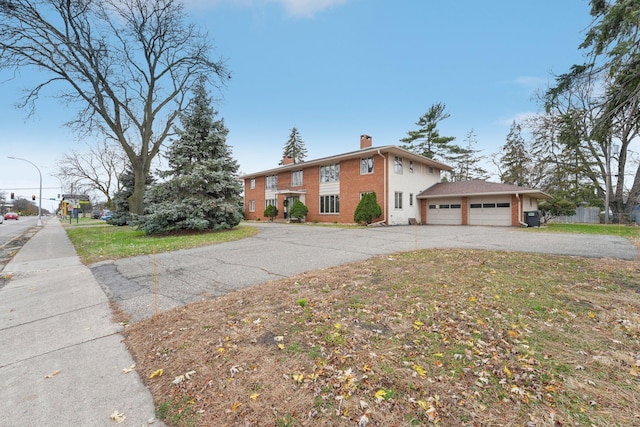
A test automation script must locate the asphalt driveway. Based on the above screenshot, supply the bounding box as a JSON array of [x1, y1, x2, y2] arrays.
[[91, 223, 638, 322]]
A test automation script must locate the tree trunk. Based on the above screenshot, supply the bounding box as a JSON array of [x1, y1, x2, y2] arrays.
[[128, 162, 148, 216]]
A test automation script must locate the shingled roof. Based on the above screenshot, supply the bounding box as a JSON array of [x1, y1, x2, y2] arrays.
[[417, 179, 551, 199]]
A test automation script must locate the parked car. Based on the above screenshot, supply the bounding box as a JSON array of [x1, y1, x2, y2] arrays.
[[4, 212, 18, 220], [0, 215, 3, 224], [100, 210, 113, 221], [91, 210, 103, 219]]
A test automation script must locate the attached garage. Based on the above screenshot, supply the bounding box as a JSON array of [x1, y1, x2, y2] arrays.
[[468, 197, 512, 226], [427, 198, 462, 225], [418, 180, 551, 227]]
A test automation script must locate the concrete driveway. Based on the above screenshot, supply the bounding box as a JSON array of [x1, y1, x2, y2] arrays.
[[91, 223, 638, 323]]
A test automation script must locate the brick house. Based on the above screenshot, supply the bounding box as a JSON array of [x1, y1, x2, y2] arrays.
[[241, 135, 451, 225], [241, 135, 550, 226]]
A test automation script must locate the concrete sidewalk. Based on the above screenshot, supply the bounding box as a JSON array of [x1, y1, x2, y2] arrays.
[[0, 218, 163, 427]]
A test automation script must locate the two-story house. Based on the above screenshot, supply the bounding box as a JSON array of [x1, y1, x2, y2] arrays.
[[241, 134, 452, 225], [241, 134, 549, 226]]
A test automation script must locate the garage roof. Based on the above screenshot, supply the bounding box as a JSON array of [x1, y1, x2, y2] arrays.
[[417, 180, 551, 199]]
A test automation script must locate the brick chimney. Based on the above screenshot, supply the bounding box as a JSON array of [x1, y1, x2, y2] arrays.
[[360, 134, 372, 149], [282, 155, 294, 165]]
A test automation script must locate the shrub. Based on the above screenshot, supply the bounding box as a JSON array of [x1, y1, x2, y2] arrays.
[[264, 205, 278, 221], [289, 200, 308, 221], [354, 192, 382, 225]]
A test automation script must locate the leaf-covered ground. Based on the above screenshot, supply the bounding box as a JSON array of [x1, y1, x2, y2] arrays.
[[123, 249, 640, 426]]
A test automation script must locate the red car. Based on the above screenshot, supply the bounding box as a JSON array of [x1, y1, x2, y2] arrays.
[[4, 212, 18, 220]]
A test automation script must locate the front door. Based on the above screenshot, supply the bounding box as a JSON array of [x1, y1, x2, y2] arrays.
[[284, 196, 299, 219]]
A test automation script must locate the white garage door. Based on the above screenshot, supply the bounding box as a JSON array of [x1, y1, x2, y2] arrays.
[[427, 199, 462, 225], [468, 197, 512, 226]]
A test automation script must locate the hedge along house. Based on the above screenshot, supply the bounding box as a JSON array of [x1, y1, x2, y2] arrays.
[[417, 180, 551, 226], [240, 135, 452, 225]]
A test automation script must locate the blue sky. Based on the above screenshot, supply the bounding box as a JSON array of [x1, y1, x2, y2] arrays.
[[0, 0, 593, 206]]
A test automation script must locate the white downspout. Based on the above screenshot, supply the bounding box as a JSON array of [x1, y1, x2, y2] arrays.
[[515, 193, 528, 227], [377, 149, 387, 224]]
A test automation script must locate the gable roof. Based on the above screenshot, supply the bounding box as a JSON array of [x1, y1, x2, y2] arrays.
[[417, 179, 551, 199], [239, 145, 453, 179]]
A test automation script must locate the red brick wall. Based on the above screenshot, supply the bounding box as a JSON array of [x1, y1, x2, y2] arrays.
[[336, 156, 385, 223], [243, 153, 389, 224], [244, 177, 266, 220], [511, 194, 520, 226], [461, 197, 469, 225]]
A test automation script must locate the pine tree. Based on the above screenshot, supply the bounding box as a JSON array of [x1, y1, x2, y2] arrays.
[[280, 127, 308, 164], [400, 102, 459, 161], [137, 79, 243, 234], [448, 129, 489, 181], [499, 121, 531, 186]]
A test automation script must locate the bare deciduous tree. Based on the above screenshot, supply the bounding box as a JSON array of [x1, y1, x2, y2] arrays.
[[0, 0, 228, 214], [55, 140, 129, 208]]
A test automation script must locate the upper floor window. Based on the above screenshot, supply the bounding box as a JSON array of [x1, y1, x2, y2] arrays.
[[249, 178, 255, 189], [360, 157, 374, 174], [428, 167, 434, 174], [291, 170, 303, 186], [409, 161, 414, 173], [394, 156, 403, 174], [320, 164, 340, 183], [266, 175, 278, 190]]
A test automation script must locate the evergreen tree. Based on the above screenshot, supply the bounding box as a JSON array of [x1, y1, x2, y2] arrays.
[[279, 127, 308, 164], [448, 129, 489, 181], [354, 192, 382, 225], [289, 200, 309, 221], [499, 121, 532, 186], [400, 102, 459, 161], [137, 79, 243, 235]]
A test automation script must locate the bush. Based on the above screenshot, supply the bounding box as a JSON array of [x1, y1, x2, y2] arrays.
[[354, 192, 382, 225], [264, 205, 278, 221], [538, 197, 576, 224], [289, 200, 308, 221]]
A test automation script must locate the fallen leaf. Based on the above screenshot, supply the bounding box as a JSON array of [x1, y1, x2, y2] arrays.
[[292, 373, 304, 383], [149, 369, 164, 379], [250, 393, 260, 401], [122, 364, 135, 374], [375, 389, 387, 401], [110, 410, 126, 423], [231, 401, 242, 411], [44, 369, 60, 379]]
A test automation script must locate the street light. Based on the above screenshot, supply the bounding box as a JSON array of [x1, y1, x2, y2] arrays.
[[8, 156, 42, 226]]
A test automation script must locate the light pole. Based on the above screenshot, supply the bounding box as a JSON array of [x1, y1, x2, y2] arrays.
[[8, 156, 42, 226]]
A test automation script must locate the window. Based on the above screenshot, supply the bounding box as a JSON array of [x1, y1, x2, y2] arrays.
[[320, 164, 340, 183], [428, 167, 434, 174], [249, 200, 255, 212], [497, 202, 510, 208], [409, 193, 413, 206], [360, 157, 374, 174], [450, 204, 461, 208], [428, 204, 437, 209], [394, 156, 403, 174], [266, 199, 277, 208], [483, 203, 496, 208], [409, 161, 414, 173], [291, 170, 303, 186], [266, 175, 278, 190], [394, 191, 403, 209], [320, 194, 340, 214], [439, 204, 450, 209], [470, 203, 482, 208], [249, 178, 255, 189]]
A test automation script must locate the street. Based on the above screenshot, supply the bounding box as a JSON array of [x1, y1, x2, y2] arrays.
[[0, 215, 42, 280]]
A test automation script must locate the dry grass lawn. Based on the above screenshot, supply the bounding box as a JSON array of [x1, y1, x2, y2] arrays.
[[123, 249, 640, 426]]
